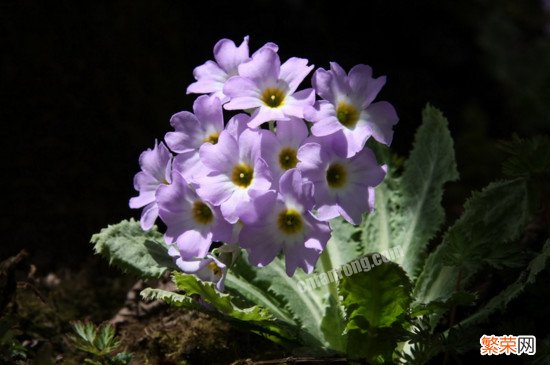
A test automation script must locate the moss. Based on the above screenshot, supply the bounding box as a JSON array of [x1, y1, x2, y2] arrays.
[[118, 307, 284, 364]]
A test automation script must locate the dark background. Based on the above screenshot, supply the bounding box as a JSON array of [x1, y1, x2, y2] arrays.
[[2, 0, 550, 270]]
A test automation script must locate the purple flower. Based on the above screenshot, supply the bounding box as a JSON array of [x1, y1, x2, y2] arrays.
[[169, 251, 227, 291], [305, 62, 398, 157], [156, 172, 232, 260], [168, 244, 239, 291], [196, 124, 272, 224], [224, 112, 253, 140], [223, 48, 315, 128], [165, 95, 224, 153], [260, 118, 309, 189], [297, 134, 386, 224], [165, 95, 225, 183], [129, 140, 172, 230], [187, 36, 278, 102], [238, 169, 331, 276]]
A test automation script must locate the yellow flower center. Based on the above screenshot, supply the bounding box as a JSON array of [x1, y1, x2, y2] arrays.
[[231, 163, 254, 188], [277, 209, 303, 235], [278, 147, 298, 170], [336, 102, 359, 128], [208, 261, 222, 278], [203, 132, 219, 144], [326, 163, 347, 188], [261, 87, 285, 108], [192, 201, 214, 225]]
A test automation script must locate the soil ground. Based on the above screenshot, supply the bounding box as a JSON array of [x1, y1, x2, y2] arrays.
[[1, 253, 352, 364]]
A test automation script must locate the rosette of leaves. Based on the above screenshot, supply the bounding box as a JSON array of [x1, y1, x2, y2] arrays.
[[67, 321, 132, 365], [92, 105, 550, 363]]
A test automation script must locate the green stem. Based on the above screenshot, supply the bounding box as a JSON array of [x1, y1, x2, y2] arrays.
[[268, 120, 275, 132], [319, 246, 339, 305]]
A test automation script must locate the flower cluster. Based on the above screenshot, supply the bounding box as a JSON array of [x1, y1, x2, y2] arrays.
[[130, 37, 398, 290]]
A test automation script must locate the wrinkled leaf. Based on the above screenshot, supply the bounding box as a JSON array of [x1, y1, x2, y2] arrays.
[[414, 179, 531, 304], [320, 295, 347, 353], [140, 287, 199, 309], [91, 219, 177, 278], [500, 134, 550, 178], [172, 272, 274, 322], [458, 239, 550, 328], [355, 105, 458, 279], [143, 272, 298, 344], [226, 252, 328, 348], [340, 256, 412, 330]]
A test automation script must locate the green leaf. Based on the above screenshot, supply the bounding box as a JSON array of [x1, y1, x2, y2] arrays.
[[414, 179, 531, 304], [140, 287, 200, 309], [458, 239, 550, 328], [346, 326, 405, 364], [358, 180, 402, 262], [110, 352, 132, 365], [397, 105, 459, 276], [254, 261, 326, 345], [68, 321, 122, 358], [91, 219, 177, 278], [340, 256, 412, 330], [172, 272, 274, 322], [225, 254, 296, 325], [316, 219, 365, 352], [339, 258, 412, 362], [95, 323, 120, 354], [410, 291, 477, 318], [321, 296, 348, 352], [226, 252, 328, 348], [320, 295, 347, 353], [177, 272, 300, 345], [323, 218, 363, 268], [500, 134, 550, 178], [73, 321, 95, 344], [315, 245, 349, 353], [354, 104, 458, 279], [397, 316, 447, 364], [144, 272, 298, 345], [68, 322, 98, 355]]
